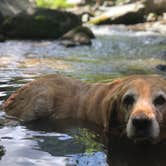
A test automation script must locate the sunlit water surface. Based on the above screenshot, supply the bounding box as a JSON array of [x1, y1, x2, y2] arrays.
[[0, 28, 166, 166]]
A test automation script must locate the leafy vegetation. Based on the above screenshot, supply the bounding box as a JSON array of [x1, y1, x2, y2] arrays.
[[35, 0, 128, 9], [35, 0, 72, 9], [74, 128, 103, 154]]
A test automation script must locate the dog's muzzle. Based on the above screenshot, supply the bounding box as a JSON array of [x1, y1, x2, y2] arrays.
[[126, 113, 160, 142]]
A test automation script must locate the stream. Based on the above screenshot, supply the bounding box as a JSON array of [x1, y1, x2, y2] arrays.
[[0, 27, 166, 166]]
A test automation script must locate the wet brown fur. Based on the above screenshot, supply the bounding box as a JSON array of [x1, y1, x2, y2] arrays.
[[3, 74, 166, 136]]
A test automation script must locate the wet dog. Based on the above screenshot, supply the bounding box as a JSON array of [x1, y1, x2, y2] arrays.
[[3, 74, 166, 143]]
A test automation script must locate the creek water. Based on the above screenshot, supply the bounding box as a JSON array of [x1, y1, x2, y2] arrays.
[[0, 28, 166, 166]]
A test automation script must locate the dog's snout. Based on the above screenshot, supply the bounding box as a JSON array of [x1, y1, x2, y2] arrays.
[[127, 111, 160, 142], [132, 114, 152, 130]]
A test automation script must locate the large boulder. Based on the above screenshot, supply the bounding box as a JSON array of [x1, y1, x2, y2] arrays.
[[1, 8, 82, 39], [89, 1, 145, 25]]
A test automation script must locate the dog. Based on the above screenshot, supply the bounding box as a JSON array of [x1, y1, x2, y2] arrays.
[[3, 74, 166, 143]]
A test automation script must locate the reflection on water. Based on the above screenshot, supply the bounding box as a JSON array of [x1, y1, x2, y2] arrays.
[[0, 30, 166, 165], [107, 136, 166, 166], [0, 120, 107, 166]]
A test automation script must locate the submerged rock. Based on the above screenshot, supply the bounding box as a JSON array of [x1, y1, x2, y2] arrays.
[[1, 8, 82, 39], [61, 26, 95, 47], [156, 64, 166, 72]]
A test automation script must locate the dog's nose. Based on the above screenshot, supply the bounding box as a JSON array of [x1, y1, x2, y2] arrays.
[[132, 115, 152, 130]]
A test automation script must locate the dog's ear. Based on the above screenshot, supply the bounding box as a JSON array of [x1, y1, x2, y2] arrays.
[[109, 99, 119, 128], [101, 79, 123, 132]]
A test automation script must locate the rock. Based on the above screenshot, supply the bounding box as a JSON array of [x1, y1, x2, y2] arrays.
[[0, 13, 4, 40], [0, 146, 5, 159], [0, 34, 5, 42], [148, 20, 166, 34], [127, 19, 166, 34], [144, 0, 166, 14], [156, 64, 166, 72], [67, 0, 86, 6], [89, 1, 145, 25], [0, 12, 4, 25], [0, 0, 35, 17], [62, 26, 95, 39], [146, 13, 158, 22], [163, 13, 166, 20], [61, 33, 92, 47], [1, 8, 82, 39], [61, 26, 94, 47]]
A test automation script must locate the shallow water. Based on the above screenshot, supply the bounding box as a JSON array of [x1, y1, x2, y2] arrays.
[[0, 29, 166, 166]]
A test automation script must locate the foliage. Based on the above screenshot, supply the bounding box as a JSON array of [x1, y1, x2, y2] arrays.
[[74, 128, 103, 154], [35, 0, 128, 8], [113, 0, 129, 5], [35, 0, 72, 9]]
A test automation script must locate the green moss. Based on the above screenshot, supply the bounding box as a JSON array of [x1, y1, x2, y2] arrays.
[[35, 15, 47, 20]]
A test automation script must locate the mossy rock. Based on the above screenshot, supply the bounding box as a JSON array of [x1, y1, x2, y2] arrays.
[[61, 26, 95, 47], [62, 26, 95, 39], [2, 8, 82, 39]]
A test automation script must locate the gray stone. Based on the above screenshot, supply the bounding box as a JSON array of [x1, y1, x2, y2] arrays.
[[61, 26, 94, 47]]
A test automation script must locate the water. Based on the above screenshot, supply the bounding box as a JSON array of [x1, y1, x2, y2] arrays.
[[0, 28, 166, 166]]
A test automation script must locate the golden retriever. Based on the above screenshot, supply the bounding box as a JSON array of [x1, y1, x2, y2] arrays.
[[3, 74, 166, 143]]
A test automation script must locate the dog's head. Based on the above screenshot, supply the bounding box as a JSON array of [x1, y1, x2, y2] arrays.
[[105, 75, 166, 143]]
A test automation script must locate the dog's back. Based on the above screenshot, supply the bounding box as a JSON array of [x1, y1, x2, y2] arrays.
[[4, 74, 88, 121]]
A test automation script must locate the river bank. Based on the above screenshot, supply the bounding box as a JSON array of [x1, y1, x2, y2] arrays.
[[0, 0, 165, 42]]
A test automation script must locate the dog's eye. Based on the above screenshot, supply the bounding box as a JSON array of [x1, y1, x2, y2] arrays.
[[123, 95, 135, 107], [154, 95, 166, 106]]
